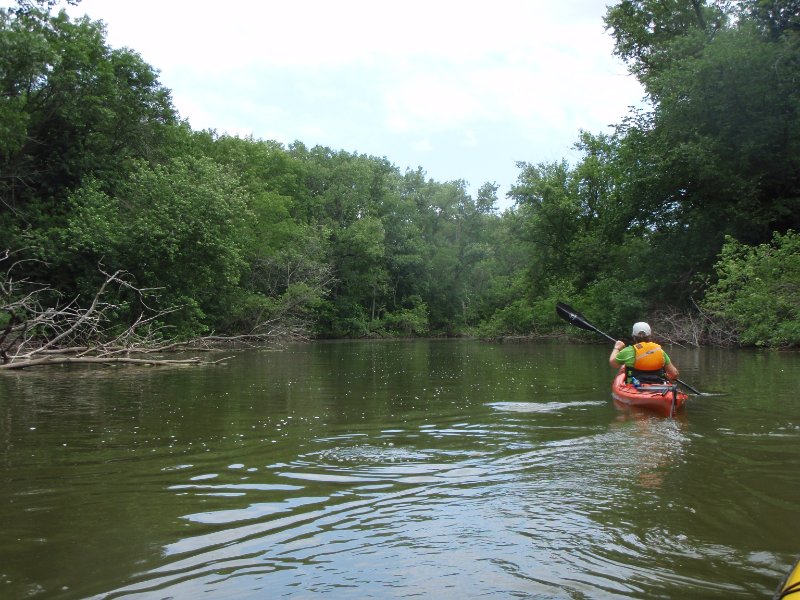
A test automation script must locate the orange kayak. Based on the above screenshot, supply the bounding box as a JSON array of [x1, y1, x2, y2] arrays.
[[611, 367, 688, 416]]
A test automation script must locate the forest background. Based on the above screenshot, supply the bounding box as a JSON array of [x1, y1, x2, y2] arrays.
[[1, 0, 798, 356]]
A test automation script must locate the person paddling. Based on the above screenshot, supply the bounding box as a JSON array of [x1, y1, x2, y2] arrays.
[[609, 322, 679, 384]]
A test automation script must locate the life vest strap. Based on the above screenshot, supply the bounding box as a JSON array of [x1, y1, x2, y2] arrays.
[[626, 367, 667, 383]]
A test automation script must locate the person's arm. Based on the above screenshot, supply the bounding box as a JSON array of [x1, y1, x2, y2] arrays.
[[665, 362, 679, 380], [609, 340, 625, 368]]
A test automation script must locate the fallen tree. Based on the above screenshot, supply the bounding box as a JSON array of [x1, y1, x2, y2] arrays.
[[0, 250, 305, 370]]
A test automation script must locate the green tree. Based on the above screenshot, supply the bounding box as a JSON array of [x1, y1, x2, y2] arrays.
[[196, 134, 333, 333], [65, 157, 252, 336], [380, 295, 429, 337], [510, 160, 579, 290], [605, 0, 800, 307], [0, 4, 176, 242], [742, 0, 800, 39], [604, 0, 730, 83], [702, 231, 800, 346], [507, 136, 653, 334], [332, 215, 388, 335], [379, 173, 430, 321]]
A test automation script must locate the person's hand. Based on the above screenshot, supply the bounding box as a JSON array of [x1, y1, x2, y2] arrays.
[[609, 340, 626, 368]]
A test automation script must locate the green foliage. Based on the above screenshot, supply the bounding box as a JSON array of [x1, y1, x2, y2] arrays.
[[0, 5, 176, 240], [601, 0, 800, 308], [65, 157, 252, 336], [604, 0, 730, 82], [702, 231, 800, 346], [577, 276, 651, 336], [2, 1, 797, 347], [742, 0, 800, 39], [475, 298, 534, 339], [380, 296, 429, 337]]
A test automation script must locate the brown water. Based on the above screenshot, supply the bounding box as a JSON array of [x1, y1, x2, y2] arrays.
[[0, 340, 798, 599]]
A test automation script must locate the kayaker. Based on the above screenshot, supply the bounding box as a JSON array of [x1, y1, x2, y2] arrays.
[[609, 322, 679, 383]]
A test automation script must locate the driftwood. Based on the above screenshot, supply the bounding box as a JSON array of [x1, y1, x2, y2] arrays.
[[0, 250, 301, 370], [0, 355, 233, 370], [651, 300, 740, 347]]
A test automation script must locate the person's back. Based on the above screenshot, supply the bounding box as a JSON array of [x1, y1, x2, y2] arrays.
[[609, 321, 679, 383]]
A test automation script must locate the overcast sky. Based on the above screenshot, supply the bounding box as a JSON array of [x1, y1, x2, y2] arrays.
[[57, 0, 644, 209]]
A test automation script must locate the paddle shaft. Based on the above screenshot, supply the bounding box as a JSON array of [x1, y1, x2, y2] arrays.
[[674, 378, 703, 395]]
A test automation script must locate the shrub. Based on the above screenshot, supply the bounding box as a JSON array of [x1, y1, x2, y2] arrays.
[[702, 231, 800, 347]]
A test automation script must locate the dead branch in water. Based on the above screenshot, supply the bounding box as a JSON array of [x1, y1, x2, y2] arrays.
[[0, 250, 297, 371], [0, 355, 235, 371], [652, 301, 740, 347]]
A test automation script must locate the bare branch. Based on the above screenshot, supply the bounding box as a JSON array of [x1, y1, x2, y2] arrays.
[[0, 250, 309, 370], [651, 302, 740, 347], [0, 355, 232, 371]]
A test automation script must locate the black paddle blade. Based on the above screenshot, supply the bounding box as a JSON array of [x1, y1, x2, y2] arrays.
[[555, 302, 594, 332], [555, 301, 617, 343]]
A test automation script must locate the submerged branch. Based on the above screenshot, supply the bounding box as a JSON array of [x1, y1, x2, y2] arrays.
[[0, 355, 220, 370]]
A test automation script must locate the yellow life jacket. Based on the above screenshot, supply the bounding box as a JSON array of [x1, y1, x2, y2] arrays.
[[633, 342, 665, 371]]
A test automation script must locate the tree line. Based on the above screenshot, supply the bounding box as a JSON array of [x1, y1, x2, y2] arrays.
[[1, 0, 798, 362]]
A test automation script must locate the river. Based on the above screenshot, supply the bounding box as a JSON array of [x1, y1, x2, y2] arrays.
[[1, 340, 798, 599]]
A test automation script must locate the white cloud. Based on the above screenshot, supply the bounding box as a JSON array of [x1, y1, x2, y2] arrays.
[[383, 72, 491, 134], [55, 0, 644, 206], [412, 139, 434, 153]]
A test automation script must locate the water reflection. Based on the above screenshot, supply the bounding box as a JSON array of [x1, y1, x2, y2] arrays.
[[611, 404, 689, 489]]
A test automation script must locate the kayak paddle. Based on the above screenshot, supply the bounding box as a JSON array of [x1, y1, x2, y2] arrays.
[[555, 302, 616, 344], [555, 301, 706, 396]]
